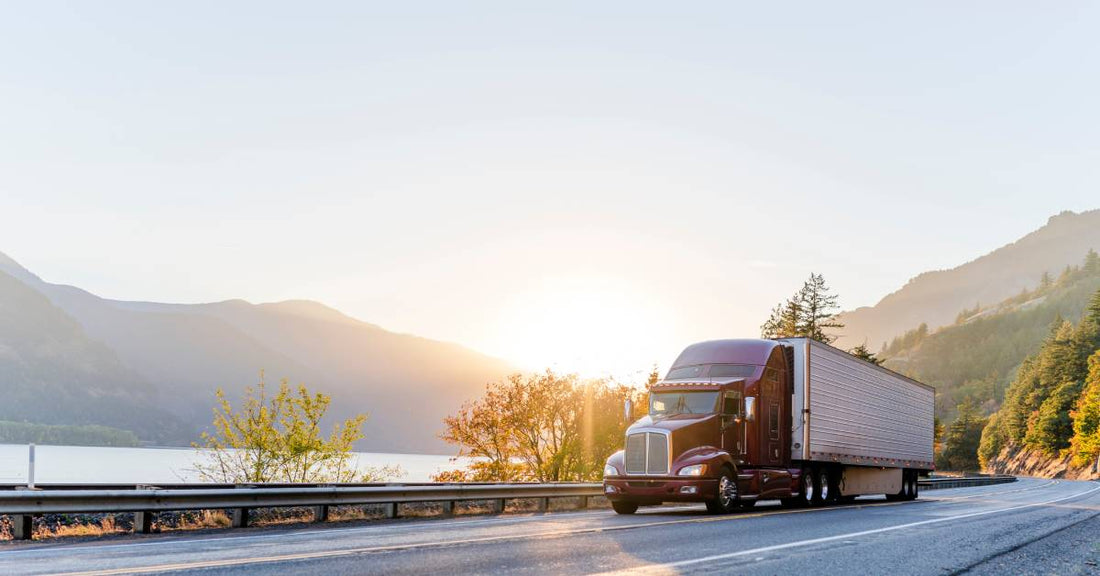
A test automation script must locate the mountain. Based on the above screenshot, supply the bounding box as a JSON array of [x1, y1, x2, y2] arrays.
[[0, 252, 514, 453], [880, 254, 1100, 422], [834, 209, 1100, 350], [874, 247, 1100, 477], [0, 269, 187, 443]]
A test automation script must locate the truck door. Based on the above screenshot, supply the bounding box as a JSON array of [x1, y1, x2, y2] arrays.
[[720, 389, 743, 460], [763, 367, 782, 466]]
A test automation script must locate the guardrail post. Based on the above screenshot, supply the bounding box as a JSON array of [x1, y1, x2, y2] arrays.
[[492, 498, 505, 514], [440, 501, 454, 517], [12, 515, 33, 540], [311, 505, 329, 523], [134, 511, 154, 534], [579, 495, 589, 509], [231, 508, 250, 528], [384, 502, 399, 519], [536, 497, 549, 512]]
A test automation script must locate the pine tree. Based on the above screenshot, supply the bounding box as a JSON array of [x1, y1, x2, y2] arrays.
[[1070, 351, 1100, 468], [1085, 248, 1100, 275], [849, 343, 884, 365], [761, 298, 802, 339], [1039, 271, 1053, 290], [1057, 265, 1074, 285], [760, 273, 843, 344], [937, 400, 987, 472], [796, 273, 843, 343], [1089, 289, 1100, 326]]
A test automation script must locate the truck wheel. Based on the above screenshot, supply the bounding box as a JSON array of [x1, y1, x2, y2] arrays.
[[612, 501, 639, 515], [904, 471, 919, 500], [791, 469, 815, 507], [813, 468, 832, 506], [705, 467, 739, 514], [911, 475, 920, 500]]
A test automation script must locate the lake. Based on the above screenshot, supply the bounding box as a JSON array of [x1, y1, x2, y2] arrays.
[[0, 444, 467, 484]]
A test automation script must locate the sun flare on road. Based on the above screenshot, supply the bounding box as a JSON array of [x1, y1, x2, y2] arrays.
[[488, 279, 677, 380]]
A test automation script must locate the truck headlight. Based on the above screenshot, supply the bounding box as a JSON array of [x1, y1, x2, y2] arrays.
[[604, 464, 618, 477], [678, 464, 707, 477]]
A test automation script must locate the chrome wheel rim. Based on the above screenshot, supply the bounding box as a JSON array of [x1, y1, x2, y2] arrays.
[[719, 475, 737, 507], [819, 473, 830, 501], [803, 474, 814, 502]]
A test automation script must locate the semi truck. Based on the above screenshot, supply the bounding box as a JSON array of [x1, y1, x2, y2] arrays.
[[602, 338, 935, 514]]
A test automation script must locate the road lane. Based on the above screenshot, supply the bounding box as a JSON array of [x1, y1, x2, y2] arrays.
[[1, 478, 1096, 575]]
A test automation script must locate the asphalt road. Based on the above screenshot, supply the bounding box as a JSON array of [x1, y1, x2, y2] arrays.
[[2, 477, 1099, 576]]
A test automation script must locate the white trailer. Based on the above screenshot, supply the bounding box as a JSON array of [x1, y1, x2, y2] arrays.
[[781, 338, 935, 496]]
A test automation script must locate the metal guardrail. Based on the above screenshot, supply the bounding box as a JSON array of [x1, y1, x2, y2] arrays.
[[0, 482, 605, 541], [918, 475, 1016, 490], [0, 475, 1016, 541]]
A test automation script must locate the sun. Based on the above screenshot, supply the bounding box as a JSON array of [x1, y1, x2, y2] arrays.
[[488, 278, 675, 379]]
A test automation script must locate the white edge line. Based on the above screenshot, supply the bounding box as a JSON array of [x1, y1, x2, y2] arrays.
[[590, 483, 1100, 576]]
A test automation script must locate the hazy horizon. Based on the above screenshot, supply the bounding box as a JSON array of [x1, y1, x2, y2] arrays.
[[4, 3, 1100, 376]]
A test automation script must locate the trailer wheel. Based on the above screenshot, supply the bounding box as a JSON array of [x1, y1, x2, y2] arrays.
[[904, 471, 919, 500], [705, 467, 739, 514], [911, 474, 920, 500], [813, 468, 832, 506], [612, 501, 639, 515]]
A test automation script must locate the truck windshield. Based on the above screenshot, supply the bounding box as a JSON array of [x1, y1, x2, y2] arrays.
[[649, 391, 720, 416]]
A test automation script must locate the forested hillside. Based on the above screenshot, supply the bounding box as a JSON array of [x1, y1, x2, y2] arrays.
[[881, 250, 1100, 422], [879, 250, 1100, 473], [977, 287, 1100, 475]]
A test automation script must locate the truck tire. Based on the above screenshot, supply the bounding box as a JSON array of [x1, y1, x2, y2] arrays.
[[705, 467, 739, 514], [911, 475, 920, 500], [904, 471, 919, 500], [813, 468, 832, 506], [783, 472, 809, 507], [612, 501, 639, 515]]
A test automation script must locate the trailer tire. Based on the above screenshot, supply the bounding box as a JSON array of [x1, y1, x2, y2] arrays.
[[705, 467, 739, 514], [813, 468, 832, 506], [612, 501, 639, 515], [904, 471, 919, 500]]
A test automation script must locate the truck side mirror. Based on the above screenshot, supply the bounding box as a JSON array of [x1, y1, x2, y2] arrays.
[[624, 399, 633, 422]]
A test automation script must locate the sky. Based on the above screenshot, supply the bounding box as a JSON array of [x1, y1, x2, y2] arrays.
[[2, 2, 1099, 379]]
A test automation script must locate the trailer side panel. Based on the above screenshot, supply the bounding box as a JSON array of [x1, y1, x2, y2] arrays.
[[785, 338, 934, 470]]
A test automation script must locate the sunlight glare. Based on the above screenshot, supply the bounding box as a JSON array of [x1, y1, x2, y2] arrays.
[[489, 278, 676, 379]]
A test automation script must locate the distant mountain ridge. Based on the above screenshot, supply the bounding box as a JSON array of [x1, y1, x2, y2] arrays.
[[0, 253, 513, 453], [834, 209, 1100, 350]]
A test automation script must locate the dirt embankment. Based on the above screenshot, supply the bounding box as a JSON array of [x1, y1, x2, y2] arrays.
[[986, 444, 1099, 480]]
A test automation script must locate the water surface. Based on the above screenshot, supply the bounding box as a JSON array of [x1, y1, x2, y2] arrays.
[[0, 444, 465, 484]]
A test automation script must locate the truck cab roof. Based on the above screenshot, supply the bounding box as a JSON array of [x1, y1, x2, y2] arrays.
[[668, 339, 783, 368]]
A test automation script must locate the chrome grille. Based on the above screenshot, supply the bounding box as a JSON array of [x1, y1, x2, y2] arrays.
[[624, 432, 669, 475], [625, 433, 647, 474], [647, 434, 669, 474]]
